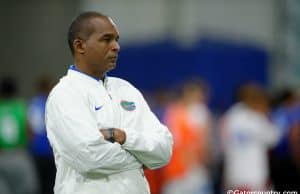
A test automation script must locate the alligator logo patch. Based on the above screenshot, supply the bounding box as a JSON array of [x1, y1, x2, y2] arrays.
[[120, 100, 136, 111]]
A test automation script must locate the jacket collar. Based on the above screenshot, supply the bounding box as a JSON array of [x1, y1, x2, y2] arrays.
[[69, 64, 108, 83], [68, 65, 108, 86]]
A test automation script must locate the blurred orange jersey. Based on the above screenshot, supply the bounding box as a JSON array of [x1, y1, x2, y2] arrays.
[[162, 102, 207, 182]]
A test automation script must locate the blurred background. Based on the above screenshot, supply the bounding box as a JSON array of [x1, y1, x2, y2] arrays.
[[0, 0, 300, 194]]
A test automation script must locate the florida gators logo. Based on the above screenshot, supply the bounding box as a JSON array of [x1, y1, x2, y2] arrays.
[[120, 100, 136, 111]]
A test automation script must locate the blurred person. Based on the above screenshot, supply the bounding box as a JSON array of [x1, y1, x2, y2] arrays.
[[269, 89, 300, 191], [161, 79, 213, 194], [220, 83, 279, 191], [0, 77, 39, 194], [151, 87, 174, 121], [28, 75, 56, 194], [289, 114, 300, 191], [45, 11, 173, 194]]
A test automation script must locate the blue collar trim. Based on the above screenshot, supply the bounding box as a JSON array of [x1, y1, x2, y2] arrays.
[[69, 65, 106, 82]]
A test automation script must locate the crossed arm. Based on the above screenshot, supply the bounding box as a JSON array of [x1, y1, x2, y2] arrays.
[[100, 128, 126, 145], [46, 89, 173, 175]]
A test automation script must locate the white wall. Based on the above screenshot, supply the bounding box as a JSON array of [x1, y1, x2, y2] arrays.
[[80, 0, 169, 45], [81, 0, 278, 48], [0, 0, 284, 97]]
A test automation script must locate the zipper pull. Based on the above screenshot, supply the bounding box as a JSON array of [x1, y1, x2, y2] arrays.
[[108, 93, 112, 100]]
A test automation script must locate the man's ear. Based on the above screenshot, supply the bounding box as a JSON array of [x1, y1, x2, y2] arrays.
[[73, 38, 86, 54]]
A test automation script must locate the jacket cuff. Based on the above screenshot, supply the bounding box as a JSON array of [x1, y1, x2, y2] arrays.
[[122, 129, 139, 149]]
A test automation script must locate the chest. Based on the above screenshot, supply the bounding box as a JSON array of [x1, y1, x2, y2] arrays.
[[87, 84, 140, 129]]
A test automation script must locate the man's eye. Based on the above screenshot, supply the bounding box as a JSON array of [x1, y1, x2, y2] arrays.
[[103, 38, 111, 42]]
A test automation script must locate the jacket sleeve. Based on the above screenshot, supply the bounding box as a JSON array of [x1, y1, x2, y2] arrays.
[[45, 89, 141, 175], [122, 90, 173, 169]]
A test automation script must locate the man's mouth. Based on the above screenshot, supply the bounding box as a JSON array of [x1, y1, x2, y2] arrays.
[[109, 55, 118, 59], [108, 56, 118, 62]]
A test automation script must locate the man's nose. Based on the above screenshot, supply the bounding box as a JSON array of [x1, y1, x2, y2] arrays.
[[111, 41, 120, 52]]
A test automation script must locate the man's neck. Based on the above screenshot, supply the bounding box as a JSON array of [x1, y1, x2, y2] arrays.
[[74, 63, 105, 80]]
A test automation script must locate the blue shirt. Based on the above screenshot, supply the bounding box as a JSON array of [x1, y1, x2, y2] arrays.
[[271, 105, 297, 157], [28, 94, 53, 157]]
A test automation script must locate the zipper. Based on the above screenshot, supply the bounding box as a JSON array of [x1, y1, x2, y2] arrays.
[[102, 79, 122, 128]]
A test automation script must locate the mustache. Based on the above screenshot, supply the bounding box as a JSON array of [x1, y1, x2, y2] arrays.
[[108, 55, 118, 59]]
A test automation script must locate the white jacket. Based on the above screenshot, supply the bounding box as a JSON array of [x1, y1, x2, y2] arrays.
[[45, 66, 173, 194], [221, 103, 279, 190]]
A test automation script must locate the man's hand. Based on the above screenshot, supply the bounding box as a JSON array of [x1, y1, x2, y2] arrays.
[[100, 128, 126, 145]]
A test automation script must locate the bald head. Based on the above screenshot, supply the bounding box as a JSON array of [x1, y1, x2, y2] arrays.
[[68, 11, 108, 55]]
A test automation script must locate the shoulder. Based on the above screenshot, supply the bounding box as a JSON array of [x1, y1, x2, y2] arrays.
[[48, 77, 66, 98], [224, 103, 247, 124], [108, 76, 134, 88], [108, 77, 141, 94], [47, 76, 81, 105]]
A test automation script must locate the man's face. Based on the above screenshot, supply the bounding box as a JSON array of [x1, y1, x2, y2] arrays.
[[83, 17, 120, 74]]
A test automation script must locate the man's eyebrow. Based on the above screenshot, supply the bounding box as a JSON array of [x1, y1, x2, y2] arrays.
[[100, 33, 119, 40], [102, 33, 113, 37]]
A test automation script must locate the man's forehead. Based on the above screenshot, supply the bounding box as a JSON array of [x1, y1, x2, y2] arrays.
[[85, 16, 118, 36], [91, 16, 118, 31], [107, 17, 117, 27]]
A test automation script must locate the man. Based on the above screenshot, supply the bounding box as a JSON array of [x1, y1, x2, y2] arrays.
[[220, 83, 279, 191], [162, 80, 212, 194], [45, 11, 173, 194]]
